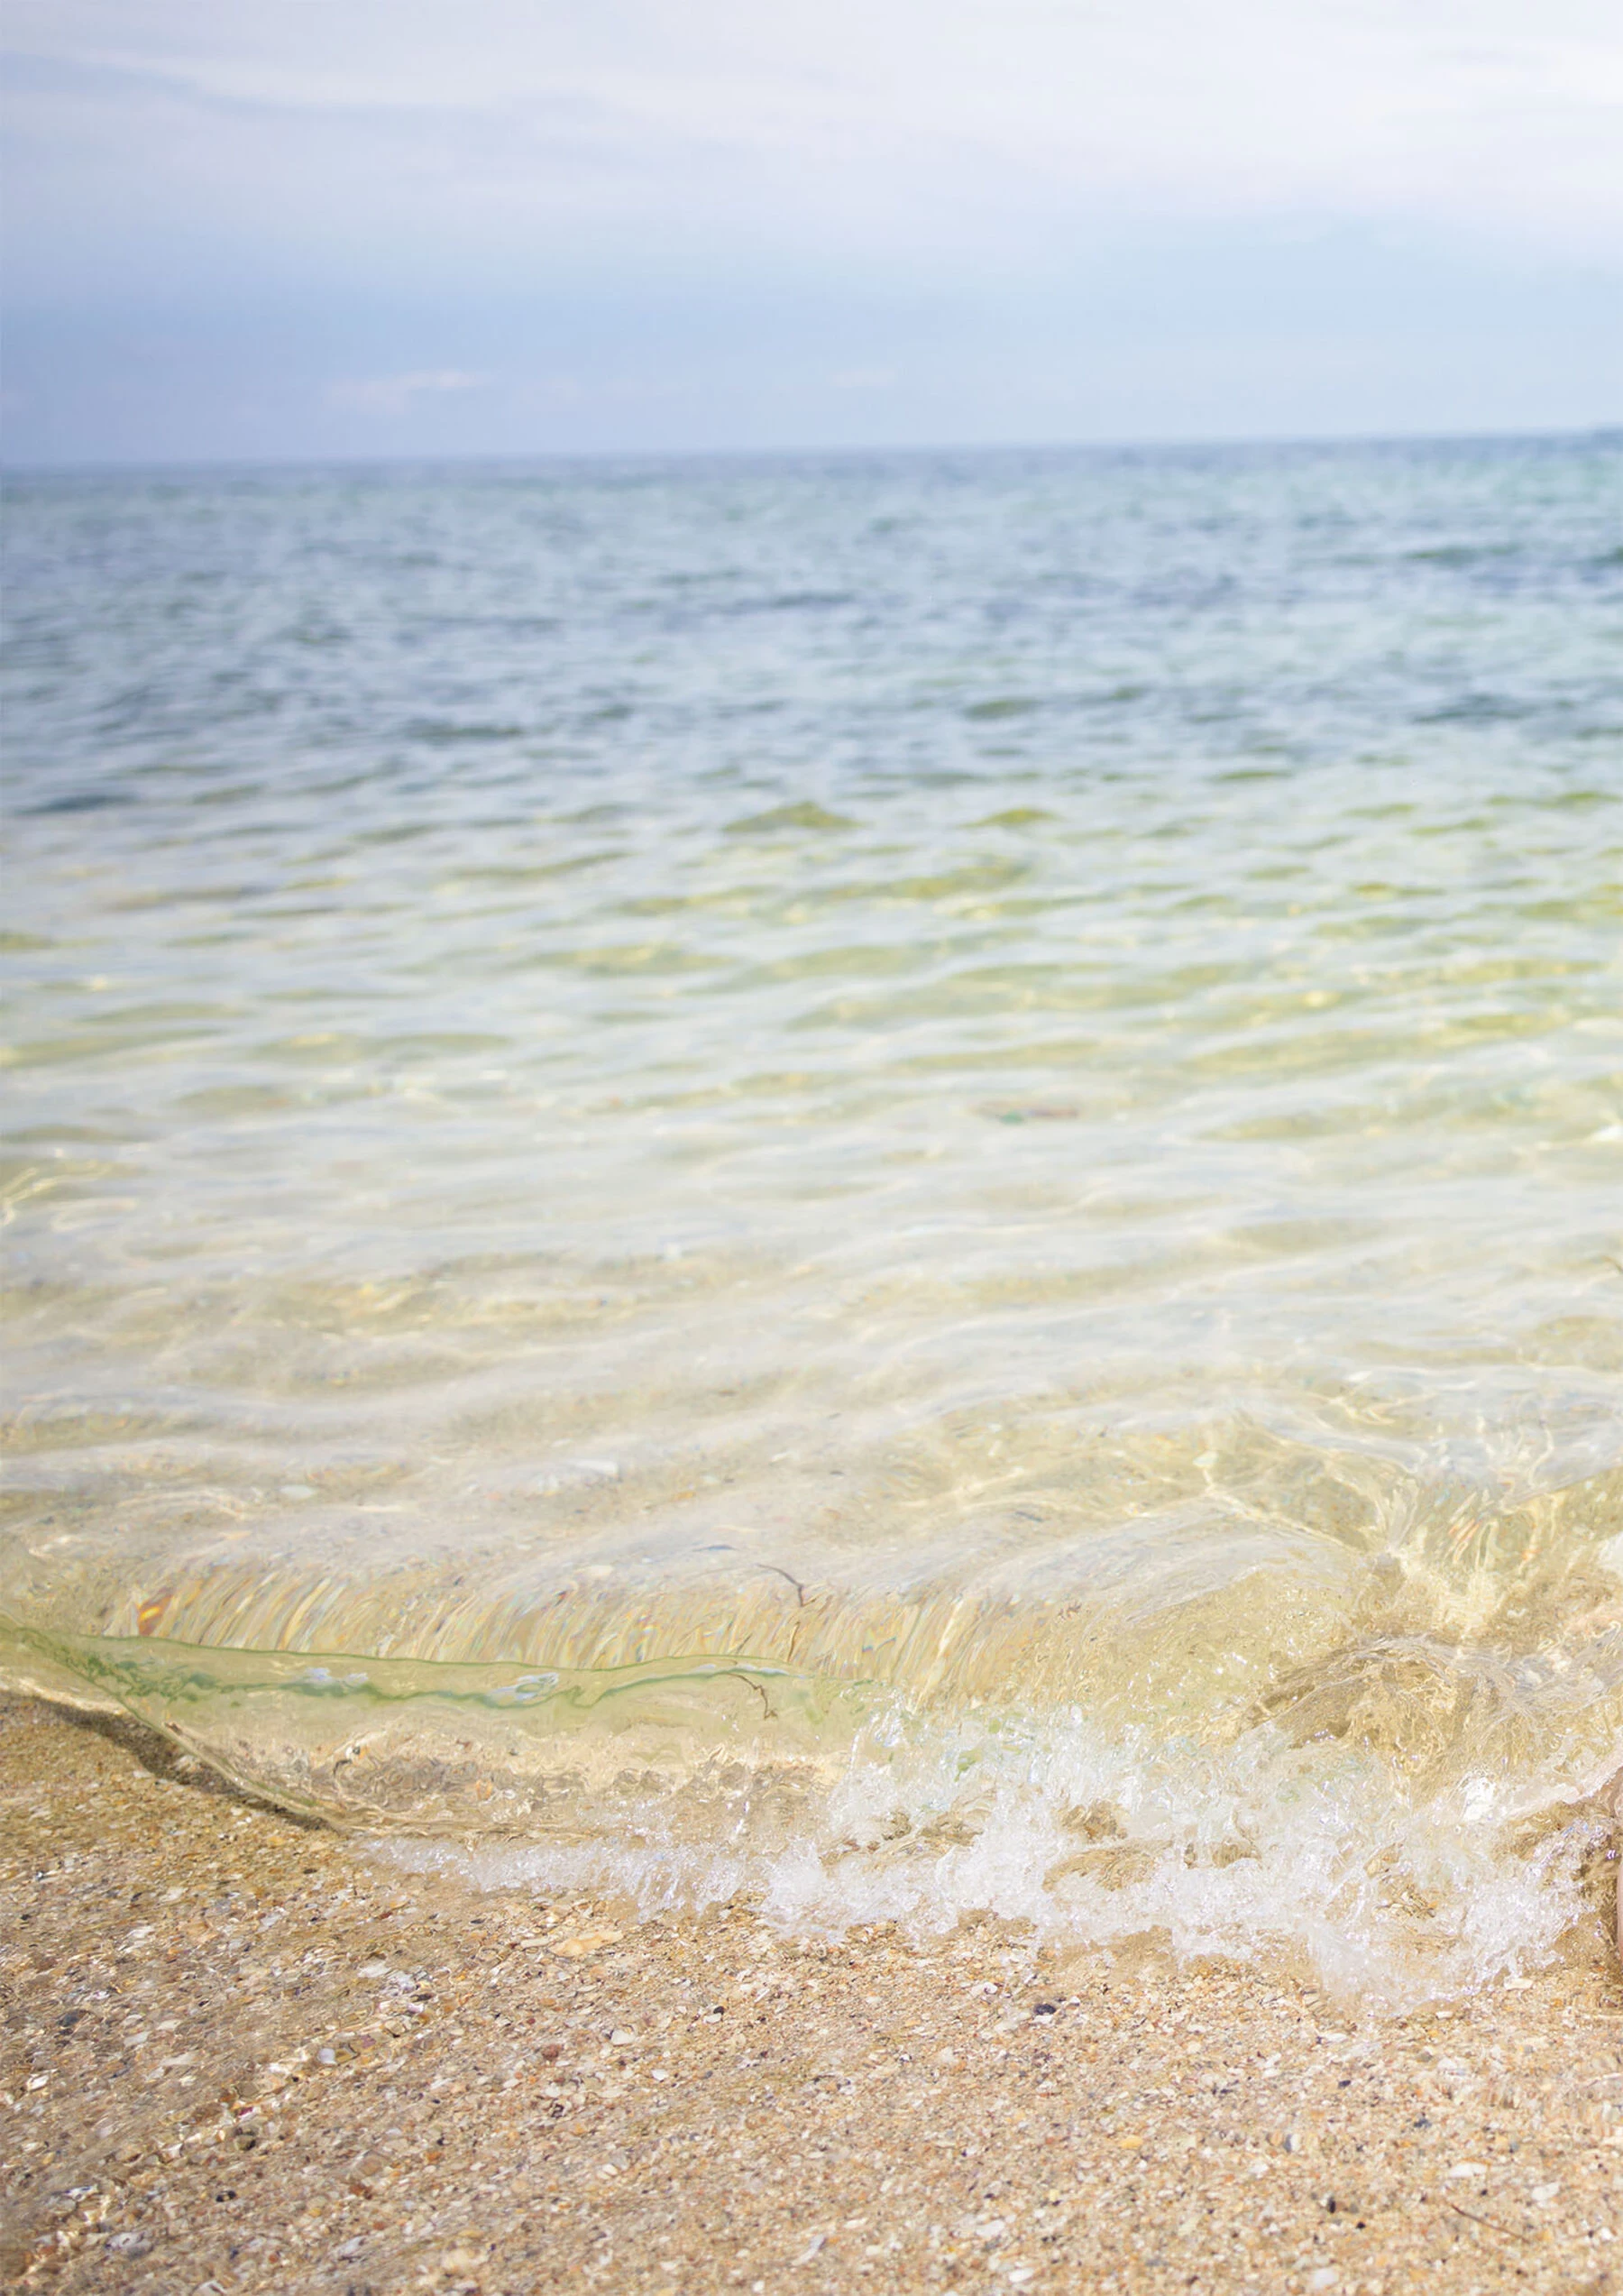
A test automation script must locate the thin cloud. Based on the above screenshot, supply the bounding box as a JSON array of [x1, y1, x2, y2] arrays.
[[327, 369, 488, 416], [6, 0, 1622, 265]]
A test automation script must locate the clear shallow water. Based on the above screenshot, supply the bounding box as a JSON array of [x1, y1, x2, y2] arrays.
[[4, 437, 1621, 1999]]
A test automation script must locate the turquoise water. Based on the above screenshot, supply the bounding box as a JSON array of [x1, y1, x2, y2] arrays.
[[4, 437, 1620, 1996]]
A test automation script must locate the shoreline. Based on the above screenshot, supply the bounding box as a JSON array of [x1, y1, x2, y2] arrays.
[[3, 1692, 1619, 2293]]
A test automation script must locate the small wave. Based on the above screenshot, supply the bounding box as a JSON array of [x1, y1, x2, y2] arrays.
[[6, 1605, 1617, 2010], [21, 788, 135, 815]]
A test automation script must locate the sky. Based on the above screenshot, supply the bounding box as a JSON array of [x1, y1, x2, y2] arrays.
[[3, 0, 1620, 463]]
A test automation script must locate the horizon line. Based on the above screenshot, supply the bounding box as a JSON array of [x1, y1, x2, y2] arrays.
[[5, 418, 1619, 482]]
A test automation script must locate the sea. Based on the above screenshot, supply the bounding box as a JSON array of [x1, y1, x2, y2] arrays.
[[4, 434, 1620, 2004]]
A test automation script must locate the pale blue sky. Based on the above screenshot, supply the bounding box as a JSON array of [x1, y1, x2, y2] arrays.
[[4, 0, 1619, 462]]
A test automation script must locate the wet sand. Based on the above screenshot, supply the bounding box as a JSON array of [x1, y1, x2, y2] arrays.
[[2, 1692, 1619, 2294]]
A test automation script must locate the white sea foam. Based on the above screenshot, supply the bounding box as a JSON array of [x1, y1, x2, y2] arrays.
[[374, 1706, 1612, 2010]]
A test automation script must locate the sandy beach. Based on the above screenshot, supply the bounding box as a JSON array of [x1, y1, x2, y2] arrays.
[[3, 1693, 1619, 2294]]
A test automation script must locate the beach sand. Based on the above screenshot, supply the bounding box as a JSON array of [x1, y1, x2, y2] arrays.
[[2, 1691, 1619, 2294]]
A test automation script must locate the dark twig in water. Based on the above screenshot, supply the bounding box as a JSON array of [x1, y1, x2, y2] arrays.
[[757, 1563, 812, 1605]]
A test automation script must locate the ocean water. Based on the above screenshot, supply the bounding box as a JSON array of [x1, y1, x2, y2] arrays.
[[4, 436, 1621, 2002]]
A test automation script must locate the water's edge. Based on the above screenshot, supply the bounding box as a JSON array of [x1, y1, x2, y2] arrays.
[[7, 1611, 1617, 2007]]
